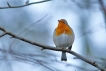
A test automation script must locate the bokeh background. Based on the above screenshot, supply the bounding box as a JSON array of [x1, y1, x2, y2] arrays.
[[0, 0, 106, 71]]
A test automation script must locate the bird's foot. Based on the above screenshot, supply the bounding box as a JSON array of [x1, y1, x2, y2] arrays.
[[67, 49, 70, 52]]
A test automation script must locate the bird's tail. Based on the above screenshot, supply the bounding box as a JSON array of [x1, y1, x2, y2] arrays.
[[61, 51, 67, 61]]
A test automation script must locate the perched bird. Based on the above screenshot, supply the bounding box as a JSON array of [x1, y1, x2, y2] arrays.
[[53, 19, 75, 61]]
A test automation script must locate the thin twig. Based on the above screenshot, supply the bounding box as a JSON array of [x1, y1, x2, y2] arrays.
[[0, 32, 7, 37], [0, 26, 105, 71], [7, 2, 11, 8], [0, 0, 51, 9]]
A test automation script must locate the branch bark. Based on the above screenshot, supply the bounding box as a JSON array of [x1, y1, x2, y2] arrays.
[[0, 0, 51, 9], [0, 32, 7, 37], [0, 26, 105, 71]]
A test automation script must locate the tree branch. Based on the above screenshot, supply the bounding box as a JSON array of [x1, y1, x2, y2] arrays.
[[0, 0, 51, 9], [0, 26, 105, 71], [7, 2, 12, 8], [0, 32, 7, 37]]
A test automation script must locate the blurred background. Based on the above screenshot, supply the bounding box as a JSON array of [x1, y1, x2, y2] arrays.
[[0, 0, 106, 71]]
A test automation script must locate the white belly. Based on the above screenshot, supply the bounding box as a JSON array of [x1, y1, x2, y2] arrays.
[[53, 34, 74, 49]]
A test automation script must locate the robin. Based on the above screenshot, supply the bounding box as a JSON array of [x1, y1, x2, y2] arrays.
[[53, 19, 75, 61]]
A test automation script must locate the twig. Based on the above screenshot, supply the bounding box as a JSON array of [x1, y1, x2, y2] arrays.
[[0, 32, 7, 37], [7, 2, 11, 8], [0, 0, 51, 9], [0, 26, 105, 71]]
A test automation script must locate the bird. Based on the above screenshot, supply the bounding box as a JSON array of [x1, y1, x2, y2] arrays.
[[53, 19, 75, 61]]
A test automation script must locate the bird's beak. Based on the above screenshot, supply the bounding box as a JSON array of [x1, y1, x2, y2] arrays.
[[58, 20, 60, 22]]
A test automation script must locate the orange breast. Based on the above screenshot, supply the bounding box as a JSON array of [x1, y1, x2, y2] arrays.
[[55, 23, 73, 36]]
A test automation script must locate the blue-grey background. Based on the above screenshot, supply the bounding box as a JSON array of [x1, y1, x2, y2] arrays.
[[0, 0, 106, 71]]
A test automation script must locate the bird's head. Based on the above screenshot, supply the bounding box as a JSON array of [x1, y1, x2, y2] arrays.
[[58, 19, 68, 25]]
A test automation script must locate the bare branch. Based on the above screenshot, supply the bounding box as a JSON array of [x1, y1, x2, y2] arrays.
[[0, 26, 105, 71], [0, 32, 7, 37], [0, 0, 51, 9], [7, 2, 11, 8]]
